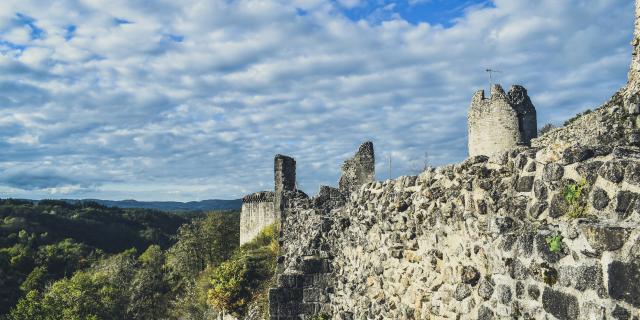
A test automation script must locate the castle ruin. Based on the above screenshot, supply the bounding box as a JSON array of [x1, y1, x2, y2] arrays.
[[338, 141, 375, 195], [237, 5, 640, 318], [468, 84, 537, 157], [239, 155, 298, 245], [240, 143, 374, 246]]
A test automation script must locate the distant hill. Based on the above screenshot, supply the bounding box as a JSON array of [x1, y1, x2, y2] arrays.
[[61, 198, 242, 212]]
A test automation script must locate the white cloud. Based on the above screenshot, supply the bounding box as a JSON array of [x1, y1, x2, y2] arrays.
[[0, 0, 634, 201]]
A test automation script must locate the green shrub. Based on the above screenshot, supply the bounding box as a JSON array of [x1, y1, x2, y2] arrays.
[[207, 224, 279, 317]]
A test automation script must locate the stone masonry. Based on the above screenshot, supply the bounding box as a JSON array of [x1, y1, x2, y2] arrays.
[[275, 154, 297, 216], [265, 6, 640, 319], [231, 4, 640, 319], [338, 141, 375, 196], [240, 191, 275, 245], [468, 84, 537, 157], [239, 155, 296, 246]]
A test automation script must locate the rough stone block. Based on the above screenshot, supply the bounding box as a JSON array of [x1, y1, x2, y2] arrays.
[[543, 163, 564, 182], [591, 188, 610, 210], [303, 288, 323, 303], [508, 259, 529, 280], [611, 304, 631, 320], [529, 202, 547, 218], [582, 225, 630, 252], [599, 161, 626, 183], [478, 279, 494, 301], [496, 285, 512, 305], [534, 180, 548, 200], [575, 265, 603, 292], [278, 274, 303, 288], [542, 288, 580, 320], [614, 191, 639, 219], [549, 193, 568, 218], [576, 161, 604, 184], [527, 285, 540, 300], [625, 162, 640, 186], [461, 266, 480, 285], [608, 261, 640, 307], [515, 175, 535, 192], [454, 283, 472, 301], [300, 303, 319, 315], [561, 145, 596, 164], [477, 305, 495, 320]]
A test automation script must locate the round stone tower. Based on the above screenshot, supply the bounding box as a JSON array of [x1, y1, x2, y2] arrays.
[[467, 84, 537, 157]]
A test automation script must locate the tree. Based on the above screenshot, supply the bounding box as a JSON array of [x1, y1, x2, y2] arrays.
[[127, 245, 170, 319], [207, 224, 278, 317]]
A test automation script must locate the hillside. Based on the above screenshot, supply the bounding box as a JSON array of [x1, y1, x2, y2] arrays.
[[0, 199, 230, 316], [63, 198, 243, 212]]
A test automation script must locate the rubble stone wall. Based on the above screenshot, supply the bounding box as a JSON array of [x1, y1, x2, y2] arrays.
[[266, 6, 640, 319], [272, 145, 640, 319]]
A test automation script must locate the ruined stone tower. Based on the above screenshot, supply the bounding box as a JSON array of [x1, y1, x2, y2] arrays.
[[338, 141, 375, 195], [239, 154, 296, 245], [468, 84, 537, 157], [274, 154, 296, 215]]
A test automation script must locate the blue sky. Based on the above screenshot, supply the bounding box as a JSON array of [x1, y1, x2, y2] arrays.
[[0, 0, 635, 201], [340, 0, 493, 26]]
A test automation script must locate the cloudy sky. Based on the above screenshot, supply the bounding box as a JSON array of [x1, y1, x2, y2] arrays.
[[0, 0, 635, 201]]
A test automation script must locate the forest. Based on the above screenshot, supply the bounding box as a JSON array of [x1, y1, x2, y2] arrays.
[[0, 199, 276, 319]]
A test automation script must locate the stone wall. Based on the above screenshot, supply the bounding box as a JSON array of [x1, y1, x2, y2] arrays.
[[272, 144, 640, 319], [531, 90, 639, 150], [468, 85, 537, 157], [265, 6, 640, 319], [240, 191, 275, 245]]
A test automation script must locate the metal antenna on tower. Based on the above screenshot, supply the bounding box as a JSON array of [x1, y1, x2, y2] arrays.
[[485, 68, 502, 89]]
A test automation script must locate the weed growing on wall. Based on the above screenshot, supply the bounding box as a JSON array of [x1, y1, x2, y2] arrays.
[[545, 233, 563, 253], [563, 179, 588, 218]]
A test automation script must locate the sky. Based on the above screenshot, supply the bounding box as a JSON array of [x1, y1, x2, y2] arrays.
[[0, 0, 635, 201]]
